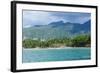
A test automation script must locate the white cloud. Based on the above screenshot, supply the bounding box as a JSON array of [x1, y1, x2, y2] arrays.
[[23, 10, 91, 28], [23, 11, 67, 27]]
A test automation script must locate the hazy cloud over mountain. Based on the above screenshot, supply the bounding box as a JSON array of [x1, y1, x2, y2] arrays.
[[23, 10, 91, 28]]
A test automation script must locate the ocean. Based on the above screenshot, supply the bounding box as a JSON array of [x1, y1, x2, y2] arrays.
[[22, 48, 91, 63]]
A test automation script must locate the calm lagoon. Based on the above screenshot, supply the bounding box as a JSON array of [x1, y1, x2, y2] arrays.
[[22, 48, 91, 63]]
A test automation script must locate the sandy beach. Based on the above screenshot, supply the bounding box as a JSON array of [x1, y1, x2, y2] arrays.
[[23, 47, 90, 50]]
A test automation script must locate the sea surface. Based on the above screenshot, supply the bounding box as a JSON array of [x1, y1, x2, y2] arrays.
[[22, 48, 91, 63]]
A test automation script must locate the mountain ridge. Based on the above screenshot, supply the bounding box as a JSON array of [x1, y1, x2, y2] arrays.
[[23, 20, 91, 40]]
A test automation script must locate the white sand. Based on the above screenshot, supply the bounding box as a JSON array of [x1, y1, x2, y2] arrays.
[[23, 47, 90, 50]]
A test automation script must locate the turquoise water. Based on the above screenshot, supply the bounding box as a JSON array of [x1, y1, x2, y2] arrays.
[[22, 48, 91, 63]]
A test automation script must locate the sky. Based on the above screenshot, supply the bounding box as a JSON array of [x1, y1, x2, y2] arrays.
[[23, 10, 91, 28]]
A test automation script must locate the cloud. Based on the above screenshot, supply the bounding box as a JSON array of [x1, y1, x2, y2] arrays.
[[51, 12, 91, 24], [23, 11, 51, 27], [23, 10, 91, 28]]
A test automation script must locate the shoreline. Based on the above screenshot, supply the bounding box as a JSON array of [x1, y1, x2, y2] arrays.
[[23, 47, 90, 50]]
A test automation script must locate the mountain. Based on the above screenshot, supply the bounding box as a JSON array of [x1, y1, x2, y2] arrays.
[[71, 20, 90, 34], [23, 20, 91, 40], [48, 21, 65, 27], [82, 20, 91, 31]]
